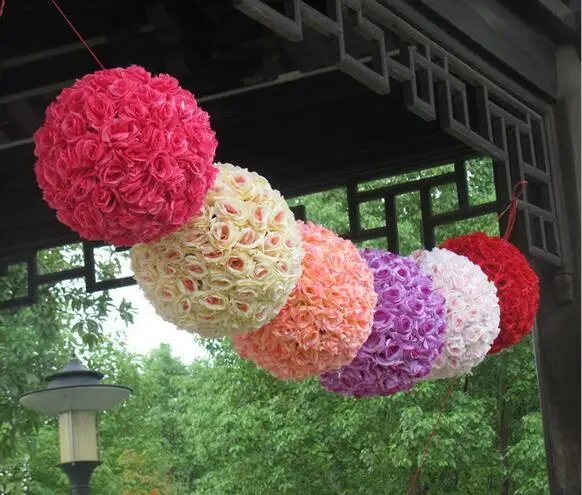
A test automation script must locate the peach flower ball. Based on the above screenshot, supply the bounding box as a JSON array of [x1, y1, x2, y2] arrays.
[[232, 221, 377, 381]]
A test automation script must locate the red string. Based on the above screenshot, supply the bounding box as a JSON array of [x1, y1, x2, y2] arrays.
[[48, 0, 106, 70], [498, 180, 528, 241], [0, 1, 105, 68], [407, 383, 455, 495]]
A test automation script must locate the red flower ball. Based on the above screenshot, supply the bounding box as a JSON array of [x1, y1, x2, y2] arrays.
[[33, 65, 218, 246], [441, 232, 539, 354]]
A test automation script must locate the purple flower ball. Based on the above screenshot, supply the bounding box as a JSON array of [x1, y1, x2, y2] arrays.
[[320, 249, 447, 398]]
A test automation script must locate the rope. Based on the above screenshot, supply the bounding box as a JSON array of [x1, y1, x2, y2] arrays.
[[0, 0, 106, 69], [499, 180, 528, 241], [407, 383, 455, 494]]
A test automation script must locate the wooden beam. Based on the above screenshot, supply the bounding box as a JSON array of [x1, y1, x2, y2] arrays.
[[498, 0, 580, 43], [6, 100, 41, 139], [0, 24, 155, 69], [0, 58, 372, 150], [415, 0, 558, 98]]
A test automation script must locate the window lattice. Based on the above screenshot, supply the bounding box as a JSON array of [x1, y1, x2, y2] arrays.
[[235, 0, 562, 266], [288, 157, 499, 255], [0, 157, 499, 311]]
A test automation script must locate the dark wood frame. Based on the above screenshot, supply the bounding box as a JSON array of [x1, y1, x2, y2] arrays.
[[0, 0, 579, 492], [226, 6, 582, 490]]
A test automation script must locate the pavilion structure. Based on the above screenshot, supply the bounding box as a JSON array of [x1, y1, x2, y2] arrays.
[[0, 1, 579, 493]]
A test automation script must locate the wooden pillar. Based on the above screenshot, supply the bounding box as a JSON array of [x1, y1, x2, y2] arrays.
[[533, 46, 581, 495], [555, 46, 581, 211]]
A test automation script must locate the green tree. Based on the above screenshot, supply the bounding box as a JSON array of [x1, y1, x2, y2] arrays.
[[0, 245, 135, 492], [1, 157, 548, 494]]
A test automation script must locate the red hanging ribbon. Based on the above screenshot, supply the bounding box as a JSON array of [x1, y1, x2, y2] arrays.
[[0, 0, 5, 17], [499, 180, 528, 241]]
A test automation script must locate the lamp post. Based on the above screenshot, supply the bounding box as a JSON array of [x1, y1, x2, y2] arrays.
[[19, 356, 132, 495]]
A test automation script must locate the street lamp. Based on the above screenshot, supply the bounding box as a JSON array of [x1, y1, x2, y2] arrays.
[[19, 356, 132, 495]]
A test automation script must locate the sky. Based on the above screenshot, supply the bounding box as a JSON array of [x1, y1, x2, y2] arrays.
[[104, 281, 206, 364], [80, 246, 208, 364]]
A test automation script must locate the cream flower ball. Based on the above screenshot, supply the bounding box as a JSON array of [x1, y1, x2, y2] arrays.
[[130, 163, 303, 338], [409, 247, 501, 379]]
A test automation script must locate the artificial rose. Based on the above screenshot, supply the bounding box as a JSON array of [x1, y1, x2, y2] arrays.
[[100, 119, 139, 146], [441, 232, 539, 354], [108, 77, 137, 99], [91, 186, 118, 214], [99, 159, 129, 186], [84, 95, 116, 126], [150, 74, 181, 95], [119, 97, 149, 121], [123, 65, 151, 84], [130, 163, 303, 338], [148, 153, 179, 182], [46, 101, 67, 123], [69, 175, 98, 202], [136, 86, 166, 109], [60, 113, 86, 142], [74, 136, 106, 164], [410, 247, 501, 379], [34, 65, 218, 246], [167, 130, 190, 156], [232, 222, 377, 381], [320, 249, 447, 397]]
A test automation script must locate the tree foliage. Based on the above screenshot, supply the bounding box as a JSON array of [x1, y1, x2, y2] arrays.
[[0, 158, 548, 494]]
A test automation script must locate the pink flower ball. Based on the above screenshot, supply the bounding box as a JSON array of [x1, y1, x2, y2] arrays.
[[33, 65, 218, 246], [232, 221, 378, 381]]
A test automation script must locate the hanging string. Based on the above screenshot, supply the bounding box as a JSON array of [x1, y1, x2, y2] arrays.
[[48, 0, 106, 70], [498, 180, 528, 241], [1, 0, 105, 69], [405, 185, 528, 493], [407, 382, 455, 495]]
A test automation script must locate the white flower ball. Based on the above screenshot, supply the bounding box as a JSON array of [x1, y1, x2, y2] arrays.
[[409, 247, 501, 379], [130, 163, 304, 338]]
